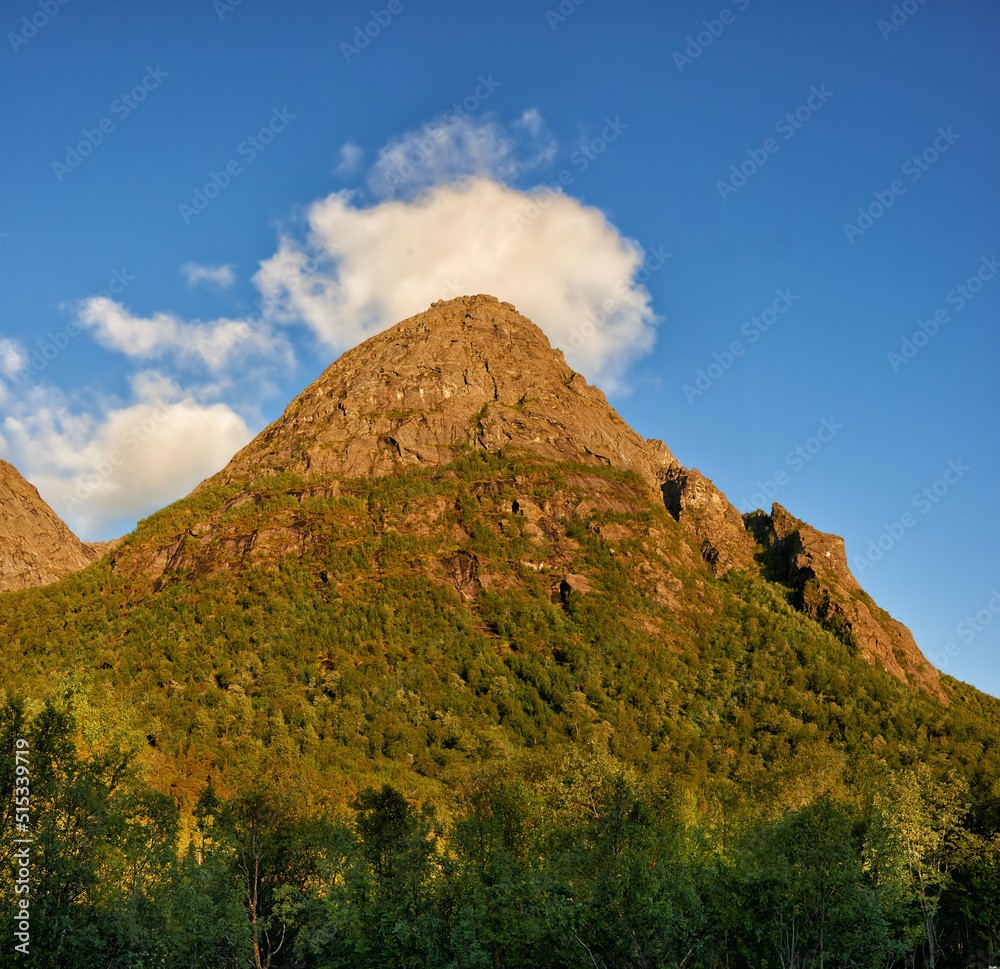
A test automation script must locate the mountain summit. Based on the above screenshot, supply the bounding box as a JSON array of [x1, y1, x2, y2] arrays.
[[203, 294, 677, 494]]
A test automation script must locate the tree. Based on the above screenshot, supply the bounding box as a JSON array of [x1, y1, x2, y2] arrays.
[[195, 785, 329, 969], [867, 766, 972, 969], [0, 693, 178, 967]]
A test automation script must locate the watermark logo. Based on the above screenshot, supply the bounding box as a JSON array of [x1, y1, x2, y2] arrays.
[[878, 0, 931, 39], [52, 66, 169, 182], [932, 587, 1000, 672], [213, 0, 245, 21], [682, 287, 798, 403], [13, 737, 32, 955], [179, 107, 295, 223], [340, 1, 412, 63], [843, 127, 960, 243], [511, 115, 628, 233], [379, 76, 502, 194], [852, 459, 970, 576], [739, 417, 843, 512], [17, 268, 135, 382], [7, 0, 72, 54], [887, 255, 998, 372], [717, 85, 833, 201], [545, 0, 587, 31], [672, 0, 751, 73]]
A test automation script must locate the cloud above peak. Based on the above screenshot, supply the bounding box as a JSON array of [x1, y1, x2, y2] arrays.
[[256, 176, 665, 391]]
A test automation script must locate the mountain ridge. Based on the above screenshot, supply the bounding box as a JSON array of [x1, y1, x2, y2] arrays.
[[0, 295, 942, 699]]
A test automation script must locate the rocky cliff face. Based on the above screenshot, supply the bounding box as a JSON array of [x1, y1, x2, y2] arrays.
[[0, 460, 103, 592], [745, 503, 942, 697], [661, 466, 756, 575]]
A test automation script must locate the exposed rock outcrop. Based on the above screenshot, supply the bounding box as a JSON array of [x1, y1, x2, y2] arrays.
[[661, 466, 755, 575], [109, 294, 942, 696]]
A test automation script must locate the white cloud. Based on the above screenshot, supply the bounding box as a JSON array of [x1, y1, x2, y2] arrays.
[[255, 177, 661, 390], [181, 262, 236, 287], [335, 141, 364, 178], [1, 374, 251, 538], [77, 297, 291, 371], [367, 111, 556, 200]]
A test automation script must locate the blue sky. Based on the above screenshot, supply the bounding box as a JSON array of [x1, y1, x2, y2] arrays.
[[1, 0, 998, 697]]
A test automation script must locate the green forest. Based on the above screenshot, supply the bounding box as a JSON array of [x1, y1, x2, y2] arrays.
[[2, 451, 999, 967]]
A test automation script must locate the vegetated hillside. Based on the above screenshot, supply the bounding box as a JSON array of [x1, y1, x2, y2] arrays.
[[3, 447, 998, 808], [1, 295, 999, 967]]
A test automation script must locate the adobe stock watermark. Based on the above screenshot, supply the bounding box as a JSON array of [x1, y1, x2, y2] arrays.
[[7, 0, 72, 54], [887, 255, 998, 372], [878, 0, 930, 39], [16, 268, 135, 382], [61, 405, 171, 514], [672, 0, 751, 74], [511, 116, 628, 233], [738, 417, 843, 512], [716, 85, 833, 201], [379, 75, 502, 194], [842, 127, 960, 243], [681, 287, 799, 403], [213, 0, 245, 21], [932, 587, 1000, 672], [52, 66, 169, 182], [340, 0, 414, 64], [226, 250, 326, 349], [545, 0, 587, 31], [852, 459, 970, 577], [179, 107, 295, 223]]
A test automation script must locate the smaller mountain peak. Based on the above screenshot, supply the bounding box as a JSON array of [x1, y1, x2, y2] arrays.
[[0, 459, 100, 591], [746, 500, 942, 698]]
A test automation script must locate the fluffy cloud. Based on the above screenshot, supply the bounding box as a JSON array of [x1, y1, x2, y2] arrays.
[[367, 110, 556, 200], [181, 262, 236, 287], [1, 373, 251, 538], [255, 177, 663, 389], [77, 297, 290, 371]]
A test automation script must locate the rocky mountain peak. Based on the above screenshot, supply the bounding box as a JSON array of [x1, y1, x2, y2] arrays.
[[0, 459, 104, 591], [201, 294, 678, 495]]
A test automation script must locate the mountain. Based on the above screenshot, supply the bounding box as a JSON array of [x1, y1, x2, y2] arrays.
[[2, 293, 996, 817], [0, 459, 112, 592], [111, 294, 938, 696]]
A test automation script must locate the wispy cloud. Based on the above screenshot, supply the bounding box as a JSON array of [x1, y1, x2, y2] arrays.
[[77, 297, 291, 371], [181, 262, 236, 287], [335, 141, 364, 178], [367, 110, 557, 200]]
